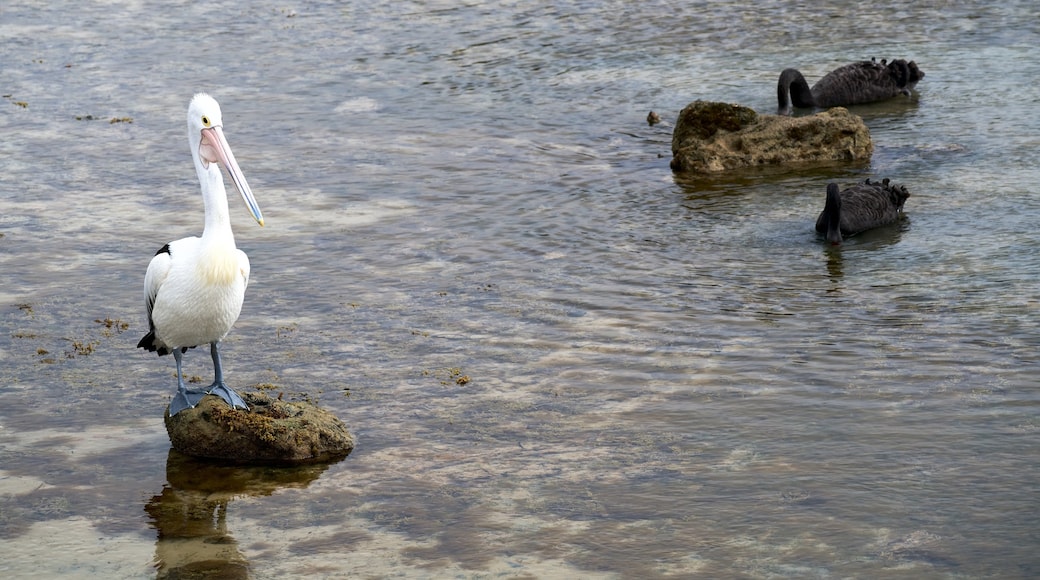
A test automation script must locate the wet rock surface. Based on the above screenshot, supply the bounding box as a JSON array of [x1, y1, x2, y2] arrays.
[[164, 391, 354, 464], [670, 100, 873, 173]]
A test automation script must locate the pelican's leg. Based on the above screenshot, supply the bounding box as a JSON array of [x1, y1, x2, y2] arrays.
[[205, 341, 249, 411], [169, 349, 207, 416]]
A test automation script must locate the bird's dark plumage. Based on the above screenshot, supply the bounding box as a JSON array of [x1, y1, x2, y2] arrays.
[[815, 178, 910, 244], [137, 243, 185, 356], [778, 58, 924, 114]]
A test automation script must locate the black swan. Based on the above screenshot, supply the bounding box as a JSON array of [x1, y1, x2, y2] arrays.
[[815, 178, 910, 245], [778, 58, 925, 115]]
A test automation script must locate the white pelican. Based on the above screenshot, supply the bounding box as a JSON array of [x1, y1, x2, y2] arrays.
[[138, 93, 264, 416]]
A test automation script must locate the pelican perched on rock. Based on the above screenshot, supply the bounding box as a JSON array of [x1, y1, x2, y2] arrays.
[[778, 58, 924, 115], [815, 178, 910, 245], [138, 93, 264, 416]]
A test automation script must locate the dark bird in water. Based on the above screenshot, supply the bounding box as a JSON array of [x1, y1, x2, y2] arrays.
[[778, 58, 924, 115], [815, 178, 910, 245]]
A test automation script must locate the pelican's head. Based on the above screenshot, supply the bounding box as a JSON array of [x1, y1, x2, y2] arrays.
[[187, 93, 264, 227]]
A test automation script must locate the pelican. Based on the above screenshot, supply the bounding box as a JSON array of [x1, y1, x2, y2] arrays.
[[815, 178, 910, 245], [777, 58, 924, 115], [138, 93, 264, 416]]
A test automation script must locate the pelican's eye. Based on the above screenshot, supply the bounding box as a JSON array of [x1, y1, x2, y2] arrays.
[[201, 115, 212, 127]]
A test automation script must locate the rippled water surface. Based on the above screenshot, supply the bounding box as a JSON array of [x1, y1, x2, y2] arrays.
[[3, 1, 1040, 577]]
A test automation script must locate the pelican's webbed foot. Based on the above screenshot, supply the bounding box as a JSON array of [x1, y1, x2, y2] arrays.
[[207, 382, 249, 411], [169, 387, 208, 416]]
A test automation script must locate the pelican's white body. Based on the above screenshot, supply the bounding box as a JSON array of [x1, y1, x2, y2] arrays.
[[139, 93, 263, 415], [140, 92, 263, 356], [142, 94, 258, 353], [144, 233, 249, 351]]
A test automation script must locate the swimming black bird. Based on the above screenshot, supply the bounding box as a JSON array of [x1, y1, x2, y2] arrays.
[[778, 58, 924, 115], [815, 178, 910, 245]]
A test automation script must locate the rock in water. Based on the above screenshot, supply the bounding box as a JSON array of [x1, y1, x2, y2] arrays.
[[669, 100, 873, 173], [164, 391, 354, 463]]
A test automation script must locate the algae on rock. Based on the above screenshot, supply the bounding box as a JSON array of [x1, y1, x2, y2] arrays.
[[670, 100, 872, 173], [164, 391, 354, 464]]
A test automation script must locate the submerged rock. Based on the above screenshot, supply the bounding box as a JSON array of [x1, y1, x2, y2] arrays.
[[669, 100, 872, 173], [164, 391, 354, 464]]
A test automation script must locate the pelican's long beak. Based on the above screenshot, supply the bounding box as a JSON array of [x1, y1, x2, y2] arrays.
[[200, 125, 265, 227]]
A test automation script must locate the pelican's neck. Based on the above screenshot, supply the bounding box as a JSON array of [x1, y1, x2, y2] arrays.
[[197, 160, 236, 244]]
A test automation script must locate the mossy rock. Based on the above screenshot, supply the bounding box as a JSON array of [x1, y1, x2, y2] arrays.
[[670, 100, 872, 173], [672, 100, 759, 142], [164, 392, 354, 464]]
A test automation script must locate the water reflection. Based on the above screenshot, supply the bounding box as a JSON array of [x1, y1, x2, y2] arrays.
[[838, 217, 910, 248], [145, 449, 346, 579], [824, 243, 845, 284], [786, 97, 923, 121]]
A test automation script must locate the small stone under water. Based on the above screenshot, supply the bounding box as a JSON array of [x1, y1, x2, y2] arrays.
[[164, 391, 354, 464]]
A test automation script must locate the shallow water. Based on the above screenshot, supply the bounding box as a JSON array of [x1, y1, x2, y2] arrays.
[[2, 0, 1040, 577]]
